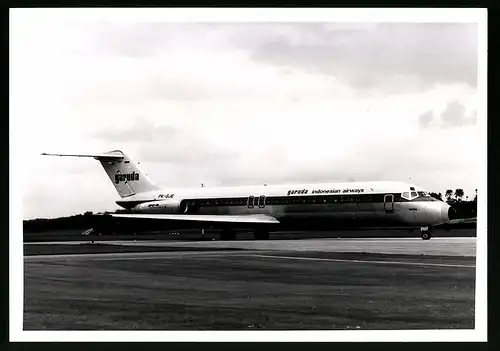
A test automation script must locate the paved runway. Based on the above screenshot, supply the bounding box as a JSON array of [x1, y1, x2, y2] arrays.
[[24, 249, 475, 268], [24, 250, 476, 330], [26, 237, 476, 257], [119, 237, 477, 256]]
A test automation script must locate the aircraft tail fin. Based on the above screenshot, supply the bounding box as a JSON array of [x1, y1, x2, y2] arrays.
[[41, 150, 160, 198]]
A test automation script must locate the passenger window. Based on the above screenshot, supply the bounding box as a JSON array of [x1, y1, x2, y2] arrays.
[[411, 191, 418, 198]]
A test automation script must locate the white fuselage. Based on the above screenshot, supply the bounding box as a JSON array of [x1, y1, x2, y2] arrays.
[[116, 180, 452, 229]]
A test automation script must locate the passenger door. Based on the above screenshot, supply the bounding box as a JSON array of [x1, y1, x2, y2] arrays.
[[248, 195, 266, 209], [258, 195, 266, 208], [384, 194, 394, 213], [247, 196, 255, 208]]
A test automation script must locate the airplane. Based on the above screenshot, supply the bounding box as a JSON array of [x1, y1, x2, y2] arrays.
[[41, 150, 455, 240]]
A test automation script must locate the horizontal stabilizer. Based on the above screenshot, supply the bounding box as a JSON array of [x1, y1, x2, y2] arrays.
[[41, 152, 124, 160], [109, 213, 280, 224]]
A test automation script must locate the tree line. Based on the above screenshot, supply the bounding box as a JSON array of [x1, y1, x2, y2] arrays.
[[428, 189, 477, 219], [428, 188, 477, 202]]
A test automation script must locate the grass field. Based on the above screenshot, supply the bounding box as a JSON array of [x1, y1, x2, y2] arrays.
[[24, 250, 475, 330]]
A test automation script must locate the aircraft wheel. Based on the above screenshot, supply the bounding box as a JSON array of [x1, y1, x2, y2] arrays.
[[421, 231, 432, 240], [254, 230, 270, 240]]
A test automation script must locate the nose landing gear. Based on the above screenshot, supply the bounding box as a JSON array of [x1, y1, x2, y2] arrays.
[[420, 226, 432, 240]]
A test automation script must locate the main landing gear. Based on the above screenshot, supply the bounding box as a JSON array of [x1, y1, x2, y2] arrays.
[[420, 226, 432, 240]]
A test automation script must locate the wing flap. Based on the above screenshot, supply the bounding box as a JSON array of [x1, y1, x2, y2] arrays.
[[109, 213, 280, 224]]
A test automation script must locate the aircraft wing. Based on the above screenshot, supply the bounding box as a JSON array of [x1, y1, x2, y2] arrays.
[[109, 213, 280, 224]]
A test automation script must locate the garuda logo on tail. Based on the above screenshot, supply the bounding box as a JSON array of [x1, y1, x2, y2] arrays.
[[115, 171, 140, 184]]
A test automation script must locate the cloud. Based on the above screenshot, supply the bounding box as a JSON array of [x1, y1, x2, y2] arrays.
[[29, 22, 478, 109], [418, 110, 434, 129], [93, 22, 234, 58], [243, 23, 477, 94], [93, 120, 177, 142], [95, 22, 176, 58], [92, 120, 240, 168]]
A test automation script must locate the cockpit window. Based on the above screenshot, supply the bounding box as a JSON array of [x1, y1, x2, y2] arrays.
[[402, 187, 419, 200], [402, 189, 434, 201]]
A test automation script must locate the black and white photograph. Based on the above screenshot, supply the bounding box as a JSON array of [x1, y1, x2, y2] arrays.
[[10, 8, 487, 342]]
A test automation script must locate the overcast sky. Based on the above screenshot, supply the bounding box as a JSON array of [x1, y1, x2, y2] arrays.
[[11, 9, 485, 219]]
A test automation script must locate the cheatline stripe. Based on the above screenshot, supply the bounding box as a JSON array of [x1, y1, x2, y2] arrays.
[[250, 254, 475, 268]]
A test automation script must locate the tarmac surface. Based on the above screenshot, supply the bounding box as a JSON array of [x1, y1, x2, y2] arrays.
[[23, 234, 476, 330], [25, 237, 476, 257]]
